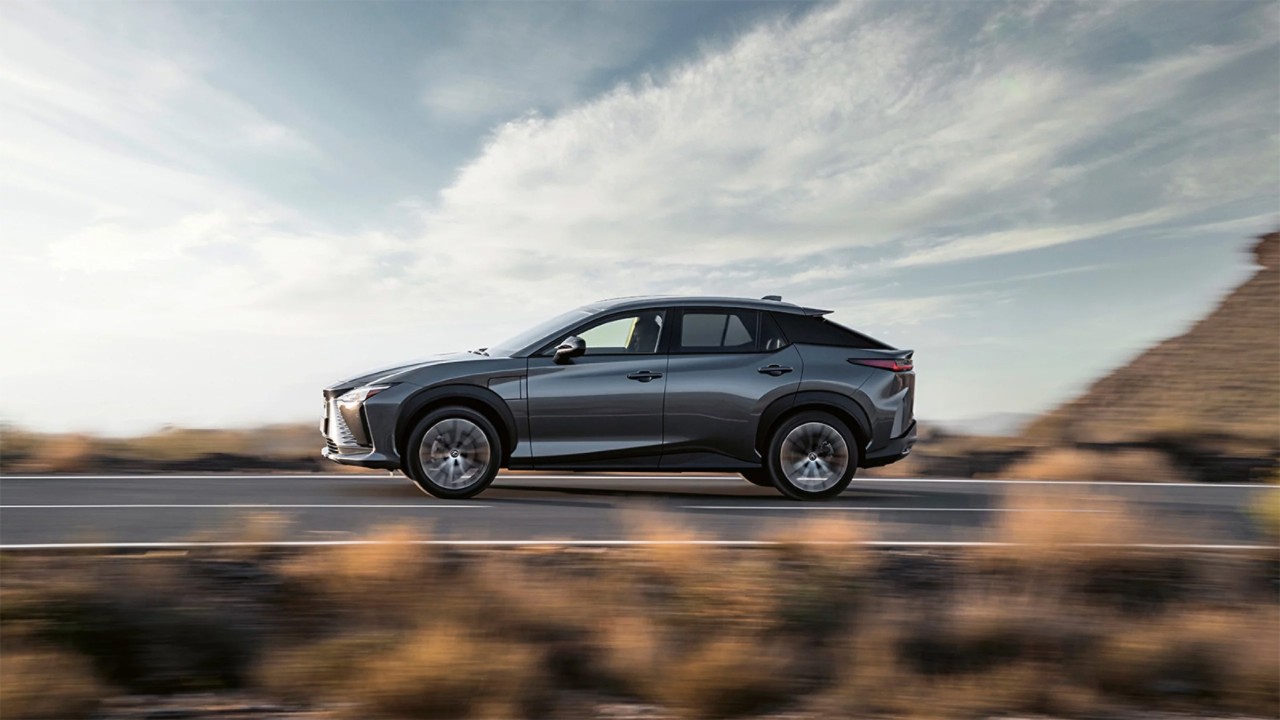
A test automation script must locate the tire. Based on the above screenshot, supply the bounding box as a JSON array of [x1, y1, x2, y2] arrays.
[[404, 406, 502, 499], [741, 469, 774, 487], [766, 411, 859, 501]]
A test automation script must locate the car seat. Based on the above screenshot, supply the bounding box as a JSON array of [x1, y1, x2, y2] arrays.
[[627, 314, 662, 353]]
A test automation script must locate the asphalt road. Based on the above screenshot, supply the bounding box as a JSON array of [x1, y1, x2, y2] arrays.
[[1, 473, 1275, 548]]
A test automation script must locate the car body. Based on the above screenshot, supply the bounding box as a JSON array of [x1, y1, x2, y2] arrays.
[[322, 296, 915, 499]]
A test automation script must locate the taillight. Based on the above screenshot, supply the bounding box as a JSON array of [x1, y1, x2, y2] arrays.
[[849, 358, 913, 372]]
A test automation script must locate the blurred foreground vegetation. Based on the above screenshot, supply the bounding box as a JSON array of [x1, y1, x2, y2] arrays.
[[2, 502, 1277, 719]]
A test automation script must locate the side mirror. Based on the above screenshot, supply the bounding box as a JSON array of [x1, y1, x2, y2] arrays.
[[553, 336, 586, 364]]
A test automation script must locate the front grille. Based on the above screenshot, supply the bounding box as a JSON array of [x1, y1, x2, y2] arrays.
[[325, 399, 368, 453], [331, 402, 360, 446]]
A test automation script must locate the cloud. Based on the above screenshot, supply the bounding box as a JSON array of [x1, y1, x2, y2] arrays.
[[424, 2, 1277, 272], [2, 0, 1277, 432]]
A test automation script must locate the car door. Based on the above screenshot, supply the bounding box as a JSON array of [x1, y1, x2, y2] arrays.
[[525, 309, 669, 468], [660, 308, 803, 468]]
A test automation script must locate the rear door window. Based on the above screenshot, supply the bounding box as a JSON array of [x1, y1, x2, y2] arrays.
[[675, 310, 760, 353], [759, 312, 789, 352]]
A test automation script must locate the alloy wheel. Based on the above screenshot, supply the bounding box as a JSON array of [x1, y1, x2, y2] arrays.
[[418, 418, 491, 489], [779, 421, 850, 492]]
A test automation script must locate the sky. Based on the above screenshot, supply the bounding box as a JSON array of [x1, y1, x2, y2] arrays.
[[1, 0, 1277, 435]]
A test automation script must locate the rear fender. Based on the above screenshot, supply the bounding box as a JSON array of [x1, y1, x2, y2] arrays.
[[755, 391, 873, 453]]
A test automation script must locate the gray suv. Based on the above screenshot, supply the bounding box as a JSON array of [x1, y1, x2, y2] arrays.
[[322, 296, 915, 500]]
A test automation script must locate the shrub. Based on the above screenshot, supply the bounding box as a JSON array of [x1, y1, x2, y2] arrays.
[[274, 525, 440, 625], [999, 447, 1187, 482], [259, 624, 547, 719], [650, 635, 793, 719], [1091, 607, 1280, 714], [0, 646, 105, 719]]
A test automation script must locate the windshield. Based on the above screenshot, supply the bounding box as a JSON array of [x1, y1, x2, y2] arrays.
[[486, 307, 592, 357]]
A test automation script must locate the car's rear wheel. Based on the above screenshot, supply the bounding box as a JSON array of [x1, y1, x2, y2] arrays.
[[404, 406, 501, 499], [766, 411, 858, 501], [741, 469, 773, 487]]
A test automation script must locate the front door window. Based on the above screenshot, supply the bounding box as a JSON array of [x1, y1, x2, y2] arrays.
[[568, 311, 665, 355]]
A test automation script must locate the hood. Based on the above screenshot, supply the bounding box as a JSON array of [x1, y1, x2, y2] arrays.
[[325, 352, 478, 393]]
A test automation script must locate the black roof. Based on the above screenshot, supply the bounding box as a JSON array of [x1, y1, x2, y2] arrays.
[[585, 295, 830, 316]]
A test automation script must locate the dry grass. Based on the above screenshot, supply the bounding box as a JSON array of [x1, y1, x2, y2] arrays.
[[0, 646, 105, 719], [261, 624, 546, 719], [353, 624, 546, 719], [1251, 469, 1280, 538], [990, 488, 1146, 547], [6, 432, 101, 473], [652, 635, 793, 718], [1, 505, 1276, 719], [282, 525, 432, 580], [621, 507, 719, 572], [588, 575, 800, 718], [829, 577, 1279, 718], [999, 446, 1188, 482], [764, 514, 873, 572], [597, 614, 665, 696], [974, 490, 1208, 628], [1092, 607, 1280, 712], [0, 422, 379, 474]]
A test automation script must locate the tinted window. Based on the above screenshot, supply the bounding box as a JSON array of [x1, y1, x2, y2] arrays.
[[771, 313, 891, 349], [676, 310, 759, 353], [569, 311, 665, 355], [760, 312, 789, 351]]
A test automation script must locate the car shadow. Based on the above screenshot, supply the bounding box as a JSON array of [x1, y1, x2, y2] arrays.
[[483, 481, 917, 504], [330, 474, 942, 506]]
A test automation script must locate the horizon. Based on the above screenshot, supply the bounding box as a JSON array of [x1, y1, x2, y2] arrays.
[[3, 1, 1278, 434]]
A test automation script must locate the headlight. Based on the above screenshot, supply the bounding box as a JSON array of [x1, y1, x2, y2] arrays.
[[337, 384, 392, 404]]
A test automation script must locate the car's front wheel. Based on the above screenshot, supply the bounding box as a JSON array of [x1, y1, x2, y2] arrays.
[[740, 469, 774, 487], [766, 411, 858, 501], [404, 406, 501, 499]]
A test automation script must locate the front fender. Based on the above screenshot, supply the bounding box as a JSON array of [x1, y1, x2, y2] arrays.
[[395, 384, 519, 463]]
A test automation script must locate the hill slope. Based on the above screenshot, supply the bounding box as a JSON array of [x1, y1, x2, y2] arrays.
[[1026, 232, 1279, 451]]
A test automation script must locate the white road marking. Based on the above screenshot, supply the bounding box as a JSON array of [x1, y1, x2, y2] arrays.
[[0, 540, 1272, 551], [865, 478, 1274, 489], [0, 504, 487, 509], [682, 506, 1110, 512], [0, 474, 397, 481], [0, 474, 733, 482], [0, 473, 1269, 489]]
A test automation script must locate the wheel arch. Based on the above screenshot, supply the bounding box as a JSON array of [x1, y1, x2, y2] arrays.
[[395, 384, 518, 467], [756, 391, 872, 457]]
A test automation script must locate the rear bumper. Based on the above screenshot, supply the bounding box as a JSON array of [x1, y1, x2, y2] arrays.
[[861, 420, 916, 468]]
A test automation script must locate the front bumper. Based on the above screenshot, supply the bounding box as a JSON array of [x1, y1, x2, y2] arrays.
[[321, 384, 415, 470], [861, 420, 916, 468], [321, 445, 400, 469]]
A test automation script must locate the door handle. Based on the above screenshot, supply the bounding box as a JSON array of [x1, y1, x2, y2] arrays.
[[757, 364, 793, 376], [626, 370, 663, 382]]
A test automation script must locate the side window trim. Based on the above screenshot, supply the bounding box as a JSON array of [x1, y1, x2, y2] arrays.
[[671, 308, 768, 355], [534, 308, 668, 357]]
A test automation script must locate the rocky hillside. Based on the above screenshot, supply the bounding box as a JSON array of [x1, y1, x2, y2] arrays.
[[1027, 232, 1279, 452]]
